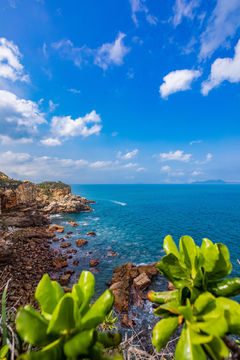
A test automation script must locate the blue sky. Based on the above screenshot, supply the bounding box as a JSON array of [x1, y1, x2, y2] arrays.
[[0, 0, 240, 184]]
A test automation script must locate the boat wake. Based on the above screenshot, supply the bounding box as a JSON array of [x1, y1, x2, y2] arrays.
[[109, 200, 127, 206]]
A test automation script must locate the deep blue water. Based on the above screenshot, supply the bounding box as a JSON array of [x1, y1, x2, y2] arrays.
[[50, 184, 240, 297]]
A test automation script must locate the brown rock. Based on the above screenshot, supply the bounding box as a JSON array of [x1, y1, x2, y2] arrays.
[[60, 242, 71, 248], [73, 260, 79, 265], [23, 284, 32, 290], [59, 274, 70, 285], [62, 286, 71, 293], [76, 273, 81, 278], [89, 259, 100, 267], [56, 229, 64, 233], [121, 314, 136, 328], [53, 256, 68, 268], [90, 267, 100, 273], [133, 273, 151, 290], [70, 221, 79, 226], [87, 231, 96, 236], [137, 263, 158, 277], [112, 289, 129, 313], [108, 251, 118, 256], [67, 249, 77, 254], [52, 238, 59, 242], [130, 285, 143, 307], [64, 235, 70, 238], [67, 231, 73, 235], [51, 276, 57, 281], [76, 239, 87, 247], [168, 281, 176, 291]]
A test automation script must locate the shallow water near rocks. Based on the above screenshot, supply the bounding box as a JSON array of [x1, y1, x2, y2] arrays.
[[50, 184, 240, 330]]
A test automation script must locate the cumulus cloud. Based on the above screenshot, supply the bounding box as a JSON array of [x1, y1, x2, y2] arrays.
[[50, 110, 102, 138], [201, 40, 240, 95], [122, 149, 138, 160], [129, 0, 158, 26], [90, 161, 112, 168], [49, 100, 59, 112], [195, 153, 212, 164], [199, 0, 240, 60], [190, 139, 202, 145], [157, 150, 191, 162], [161, 165, 171, 171], [40, 138, 61, 146], [0, 38, 29, 83], [172, 0, 201, 27], [0, 90, 46, 131], [0, 135, 33, 145], [136, 167, 145, 171], [94, 32, 130, 70], [67, 88, 81, 94], [124, 163, 138, 168], [160, 69, 201, 98], [192, 171, 203, 176]]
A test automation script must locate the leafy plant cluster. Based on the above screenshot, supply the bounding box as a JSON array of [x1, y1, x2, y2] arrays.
[[15, 272, 122, 360], [36, 181, 71, 192], [148, 235, 240, 360]]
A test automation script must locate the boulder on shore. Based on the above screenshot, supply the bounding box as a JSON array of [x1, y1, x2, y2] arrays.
[[76, 239, 87, 247], [89, 259, 100, 267]]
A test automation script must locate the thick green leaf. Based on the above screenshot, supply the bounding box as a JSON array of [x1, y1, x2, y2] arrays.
[[0, 345, 9, 358], [193, 292, 215, 315], [196, 301, 228, 337], [200, 239, 219, 273], [203, 337, 229, 360], [207, 278, 240, 297], [16, 305, 56, 346], [189, 331, 213, 345], [179, 236, 198, 278], [97, 331, 122, 348], [157, 261, 190, 289], [216, 297, 240, 334], [207, 243, 232, 280], [163, 235, 179, 258], [180, 286, 201, 305], [162, 253, 190, 279], [178, 299, 193, 322], [47, 294, 80, 335], [51, 281, 64, 302], [35, 274, 58, 319], [63, 329, 97, 357], [152, 317, 179, 352], [175, 325, 207, 360], [147, 290, 179, 304], [78, 271, 95, 316], [154, 301, 181, 316], [17, 339, 63, 360], [81, 289, 114, 330], [72, 284, 84, 308]]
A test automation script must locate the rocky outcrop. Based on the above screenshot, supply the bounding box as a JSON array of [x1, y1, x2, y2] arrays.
[[40, 194, 94, 214], [109, 262, 159, 313]]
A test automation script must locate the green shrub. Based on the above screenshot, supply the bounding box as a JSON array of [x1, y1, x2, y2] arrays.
[[15, 272, 122, 360], [148, 235, 240, 359]]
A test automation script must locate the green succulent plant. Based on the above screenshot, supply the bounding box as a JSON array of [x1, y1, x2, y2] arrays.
[[148, 235, 240, 360], [0, 345, 9, 360], [15, 271, 122, 360]]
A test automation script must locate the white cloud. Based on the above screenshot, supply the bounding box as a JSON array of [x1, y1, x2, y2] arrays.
[[94, 32, 130, 71], [127, 69, 134, 79], [178, 172, 185, 176], [0, 90, 46, 131], [122, 149, 138, 160], [43, 43, 48, 58], [51, 39, 83, 68], [49, 100, 59, 112], [0, 38, 29, 83], [161, 166, 171, 171], [40, 138, 61, 146], [136, 167, 145, 171], [195, 153, 212, 164], [201, 40, 240, 95], [0, 135, 33, 145], [50, 110, 102, 138], [67, 88, 81, 94], [124, 163, 138, 168], [190, 139, 202, 145], [116, 151, 122, 159], [90, 161, 112, 168], [199, 0, 240, 60], [158, 150, 192, 162], [160, 69, 201, 98], [42, 68, 52, 80], [172, 0, 201, 27], [192, 171, 203, 176], [0, 151, 31, 164], [111, 132, 118, 137], [129, 0, 157, 26]]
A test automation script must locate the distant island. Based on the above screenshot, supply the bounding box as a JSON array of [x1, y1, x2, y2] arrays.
[[191, 179, 240, 184]]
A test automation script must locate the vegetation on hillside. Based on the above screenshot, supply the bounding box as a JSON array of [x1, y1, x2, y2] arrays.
[[0, 172, 23, 190], [36, 181, 71, 197]]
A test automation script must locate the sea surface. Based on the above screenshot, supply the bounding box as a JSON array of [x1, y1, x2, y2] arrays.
[[50, 184, 240, 328]]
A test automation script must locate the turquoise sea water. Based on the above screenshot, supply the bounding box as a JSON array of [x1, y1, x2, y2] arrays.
[[50, 184, 240, 297]]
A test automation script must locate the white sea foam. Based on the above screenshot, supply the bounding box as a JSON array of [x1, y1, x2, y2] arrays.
[[49, 214, 62, 218]]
